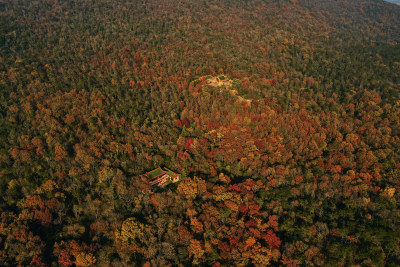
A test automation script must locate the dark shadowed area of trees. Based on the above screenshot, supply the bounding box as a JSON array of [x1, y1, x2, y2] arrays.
[[0, 0, 400, 266]]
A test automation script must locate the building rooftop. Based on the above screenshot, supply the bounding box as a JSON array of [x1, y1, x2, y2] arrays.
[[146, 167, 165, 179], [142, 167, 181, 188]]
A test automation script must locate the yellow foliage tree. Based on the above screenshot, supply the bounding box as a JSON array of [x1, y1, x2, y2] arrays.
[[75, 252, 96, 267], [118, 217, 145, 242], [188, 239, 204, 263], [115, 217, 148, 254], [177, 177, 198, 199]]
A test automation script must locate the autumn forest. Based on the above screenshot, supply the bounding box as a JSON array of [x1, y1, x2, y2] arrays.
[[1, 0, 400, 266]]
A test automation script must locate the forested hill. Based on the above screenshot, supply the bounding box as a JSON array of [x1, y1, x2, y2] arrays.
[[1, 0, 400, 266]]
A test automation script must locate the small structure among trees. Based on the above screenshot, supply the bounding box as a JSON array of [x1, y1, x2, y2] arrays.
[[203, 75, 233, 88], [141, 167, 181, 188]]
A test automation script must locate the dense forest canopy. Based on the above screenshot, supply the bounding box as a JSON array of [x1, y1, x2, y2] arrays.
[[1, 0, 400, 266]]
